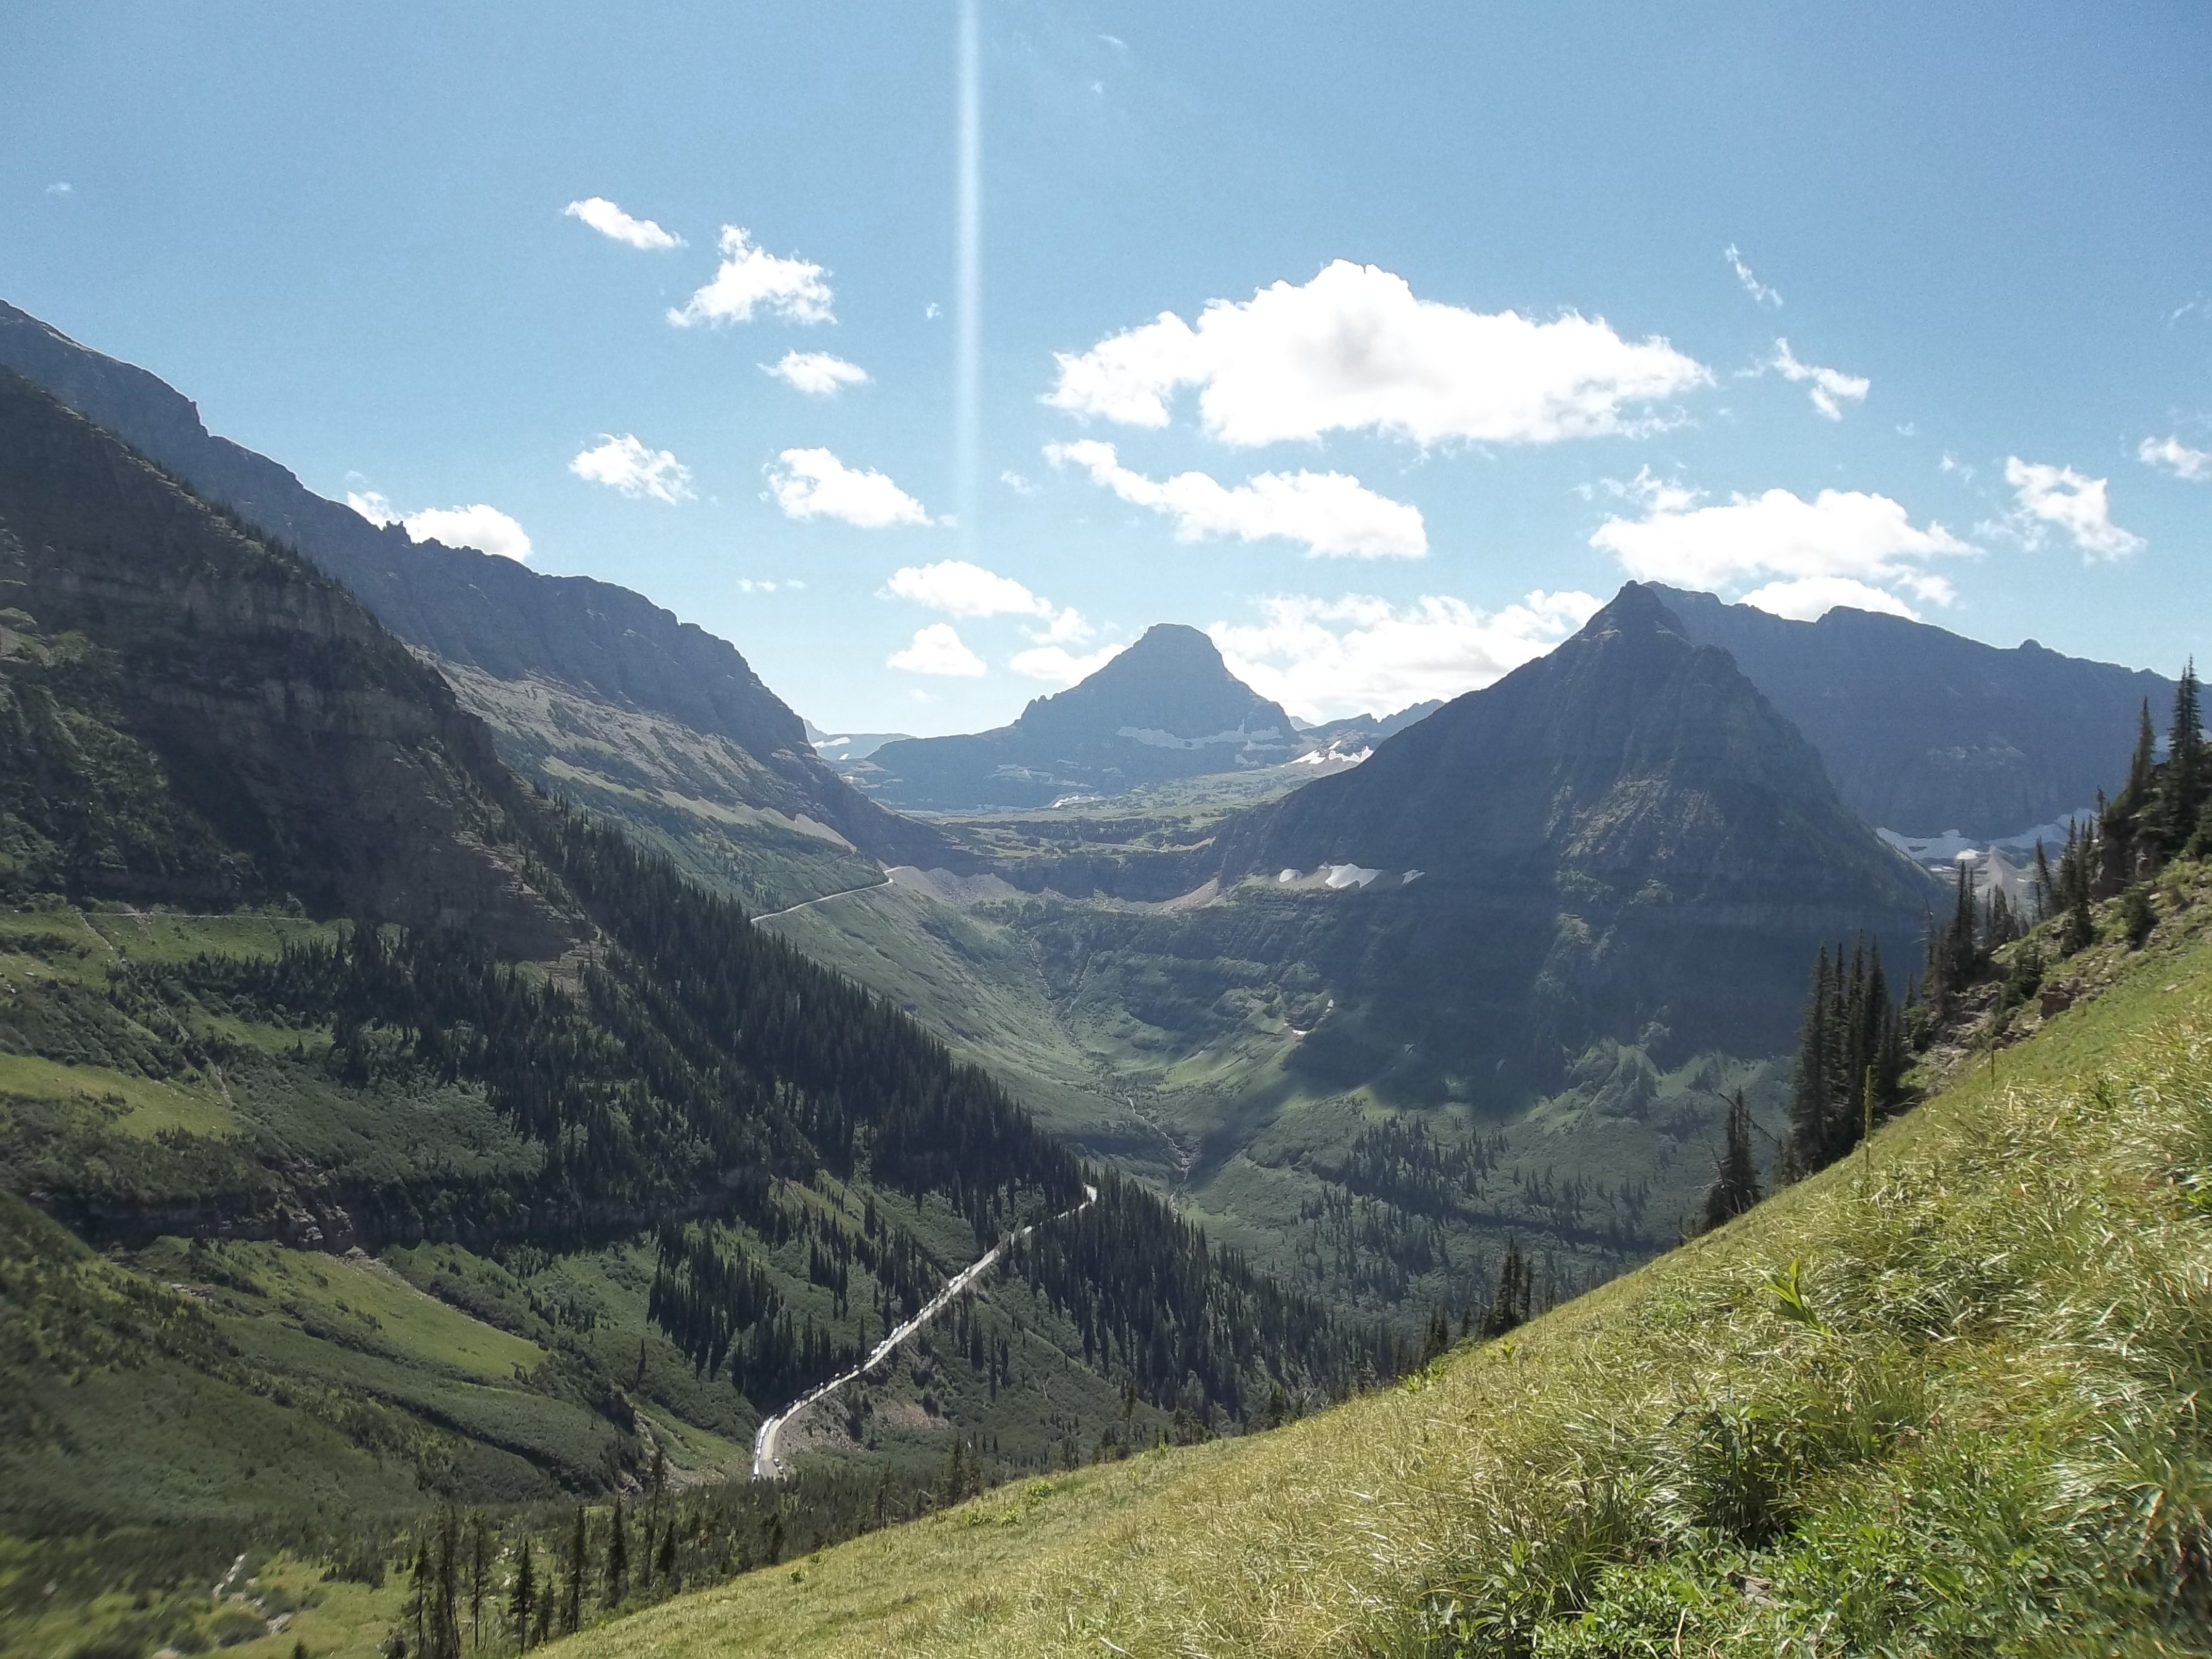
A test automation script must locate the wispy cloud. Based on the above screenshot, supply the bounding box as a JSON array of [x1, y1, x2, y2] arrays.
[[1045, 439, 1426, 560], [44, 181, 72, 199], [2139, 434, 2212, 482], [1995, 458, 2144, 561], [562, 197, 683, 251], [670, 226, 833, 327], [763, 449, 928, 528], [568, 434, 694, 503], [1046, 259, 1709, 447], [1767, 338, 1869, 420], [761, 351, 869, 397], [1723, 244, 1783, 309]]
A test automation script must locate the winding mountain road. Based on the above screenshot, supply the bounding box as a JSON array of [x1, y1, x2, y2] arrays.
[[750, 1185, 1096, 1481], [747, 875, 894, 926]]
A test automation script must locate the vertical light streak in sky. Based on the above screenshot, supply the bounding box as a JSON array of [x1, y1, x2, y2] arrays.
[[955, 0, 981, 550]]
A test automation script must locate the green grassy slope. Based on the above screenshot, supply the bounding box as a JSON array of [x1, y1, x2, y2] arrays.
[[558, 863, 2212, 1655]]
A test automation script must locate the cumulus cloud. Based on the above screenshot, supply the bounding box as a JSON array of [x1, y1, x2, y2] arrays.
[[883, 559, 1092, 649], [1768, 338, 1869, 420], [1045, 259, 1710, 447], [670, 226, 833, 327], [1010, 642, 1126, 684], [763, 449, 929, 528], [567, 434, 694, 503], [1998, 457, 2144, 561], [563, 197, 683, 251], [2140, 434, 2212, 482], [762, 351, 870, 396], [1735, 576, 1920, 622], [1045, 439, 1425, 559], [1210, 590, 1601, 722], [887, 622, 986, 676], [1589, 470, 1970, 615], [348, 491, 534, 563], [1723, 245, 1783, 309]]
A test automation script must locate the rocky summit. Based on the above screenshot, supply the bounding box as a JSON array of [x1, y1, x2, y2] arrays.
[[854, 623, 1305, 810]]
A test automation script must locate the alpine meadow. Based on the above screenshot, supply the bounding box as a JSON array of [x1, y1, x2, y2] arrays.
[[3, 6, 2209, 1656]]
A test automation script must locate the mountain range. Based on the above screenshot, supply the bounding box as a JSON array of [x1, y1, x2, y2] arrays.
[[1651, 583, 2170, 838], [0, 365, 1347, 1525], [0, 300, 957, 907]]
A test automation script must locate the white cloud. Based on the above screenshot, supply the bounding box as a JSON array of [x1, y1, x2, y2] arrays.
[[2140, 434, 2212, 482], [1045, 439, 1426, 559], [1010, 642, 1126, 684], [1999, 457, 2144, 561], [1046, 259, 1710, 447], [1000, 469, 1039, 495], [567, 434, 694, 503], [44, 181, 72, 198], [669, 226, 833, 327], [1723, 245, 1783, 309], [887, 622, 986, 676], [885, 560, 1047, 618], [1768, 338, 1869, 420], [562, 197, 683, 251], [883, 559, 1093, 649], [763, 449, 929, 528], [349, 491, 533, 563], [1736, 576, 1921, 622], [736, 578, 805, 594], [1210, 590, 1601, 722], [1589, 469, 1970, 611], [762, 351, 870, 397]]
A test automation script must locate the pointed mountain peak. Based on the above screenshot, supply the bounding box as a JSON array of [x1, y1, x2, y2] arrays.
[[1575, 581, 1691, 646]]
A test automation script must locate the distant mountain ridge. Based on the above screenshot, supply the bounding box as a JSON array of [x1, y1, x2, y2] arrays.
[[855, 624, 1306, 810], [1649, 584, 2171, 838], [1204, 583, 1938, 1088], [0, 299, 954, 883]]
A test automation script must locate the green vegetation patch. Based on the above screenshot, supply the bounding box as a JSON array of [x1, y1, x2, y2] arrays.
[[558, 895, 2212, 1656]]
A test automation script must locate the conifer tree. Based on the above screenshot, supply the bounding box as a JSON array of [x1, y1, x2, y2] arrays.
[[2032, 839, 2055, 924], [1702, 1090, 1762, 1231], [1482, 1239, 1532, 1337], [606, 1502, 628, 1609], [562, 1507, 587, 1635], [511, 1538, 535, 1652], [2161, 659, 2205, 854]]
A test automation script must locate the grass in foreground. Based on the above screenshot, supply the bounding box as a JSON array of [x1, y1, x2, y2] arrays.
[[556, 906, 2212, 1655]]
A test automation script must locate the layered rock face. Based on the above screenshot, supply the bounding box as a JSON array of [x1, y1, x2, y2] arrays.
[[1650, 584, 2170, 838], [0, 368, 569, 954], [859, 624, 1305, 809]]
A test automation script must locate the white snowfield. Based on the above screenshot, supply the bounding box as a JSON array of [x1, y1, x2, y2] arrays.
[[750, 1185, 1098, 1482]]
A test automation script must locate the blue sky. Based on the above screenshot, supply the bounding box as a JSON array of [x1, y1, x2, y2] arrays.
[[3, 3, 2207, 733]]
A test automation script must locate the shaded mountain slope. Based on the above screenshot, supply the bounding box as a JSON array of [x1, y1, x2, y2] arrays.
[[0, 300, 953, 881], [0, 368, 1354, 1524], [856, 625, 1305, 810], [555, 859, 2212, 1658], [1651, 583, 2171, 837], [1203, 584, 1936, 1088]]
